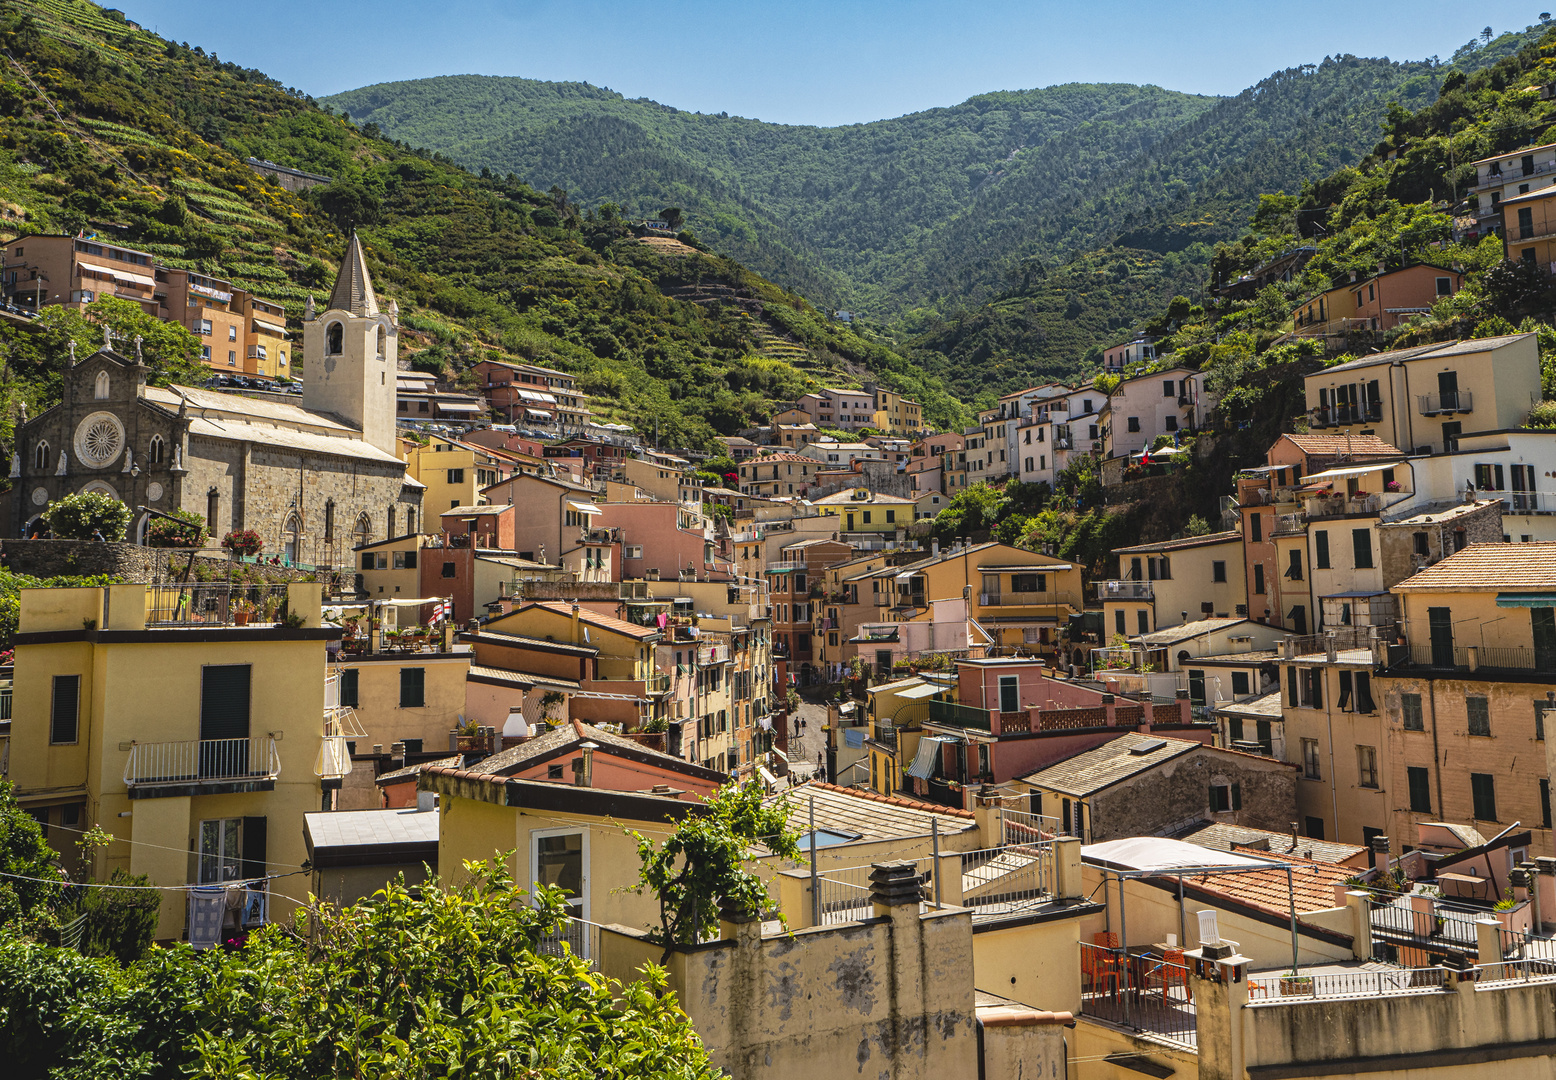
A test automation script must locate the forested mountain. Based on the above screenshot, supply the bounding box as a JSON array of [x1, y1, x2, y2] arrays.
[[327, 23, 1550, 398], [324, 78, 1216, 311], [0, 0, 968, 451]]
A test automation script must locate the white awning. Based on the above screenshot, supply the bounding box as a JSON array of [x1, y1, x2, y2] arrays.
[[894, 570, 920, 581], [517, 388, 558, 405], [905, 736, 949, 779], [251, 315, 288, 332], [1082, 836, 1280, 874], [75, 261, 155, 289], [437, 402, 483, 413], [567, 501, 603, 515], [1301, 464, 1391, 484], [376, 597, 450, 608], [524, 409, 553, 420], [895, 682, 942, 700]]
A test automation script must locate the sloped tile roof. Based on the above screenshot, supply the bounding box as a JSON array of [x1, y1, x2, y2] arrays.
[[1394, 542, 1556, 592], [1180, 854, 1354, 916], [1019, 734, 1200, 796], [1112, 530, 1242, 555], [1280, 433, 1404, 457], [767, 781, 976, 845], [1175, 821, 1366, 866]]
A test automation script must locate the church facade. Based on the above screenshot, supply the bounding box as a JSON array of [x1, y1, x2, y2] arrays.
[[7, 236, 424, 566]]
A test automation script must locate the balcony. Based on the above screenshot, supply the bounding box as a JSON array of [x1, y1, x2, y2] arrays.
[[928, 699, 992, 731], [697, 643, 730, 665], [1273, 511, 1309, 537], [1306, 492, 1382, 520], [123, 737, 280, 793], [315, 734, 351, 781], [146, 583, 293, 627], [1310, 402, 1385, 428], [1096, 580, 1153, 602], [1388, 642, 1556, 675], [765, 561, 807, 573], [1418, 390, 1473, 416], [1502, 490, 1556, 514]]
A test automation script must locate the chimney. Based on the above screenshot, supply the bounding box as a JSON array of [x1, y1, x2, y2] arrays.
[[869, 861, 922, 917], [571, 601, 581, 645], [572, 741, 598, 787], [1325, 630, 1338, 663], [1289, 822, 1299, 853]]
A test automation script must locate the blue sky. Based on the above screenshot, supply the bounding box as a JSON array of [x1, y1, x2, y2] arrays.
[[127, 0, 1546, 126]]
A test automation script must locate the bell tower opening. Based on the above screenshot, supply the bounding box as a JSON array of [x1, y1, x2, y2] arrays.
[[301, 232, 397, 456]]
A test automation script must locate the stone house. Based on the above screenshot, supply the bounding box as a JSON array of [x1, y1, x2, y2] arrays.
[[1019, 732, 1298, 843]]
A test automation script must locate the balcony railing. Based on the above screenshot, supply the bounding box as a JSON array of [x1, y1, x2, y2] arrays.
[[146, 583, 293, 627], [697, 643, 730, 665], [1501, 490, 1556, 514], [124, 737, 280, 789], [1248, 966, 1447, 1002], [1310, 402, 1384, 428], [1418, 390, 1473, 416], [1273, 511, 1309, 536], [1390, 642, 1556, 674], [928, 699, 992, 731], [960, 842, 1055, 919], [978, 590, 1084, 608], [1096, 580, 1153, 601], [1306, 493, 1382, 519], [315, 735, 351, 780]]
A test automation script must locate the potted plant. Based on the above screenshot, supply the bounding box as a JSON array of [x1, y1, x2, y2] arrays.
[[539, 690, 566, 729], [233, 600, 253, 626], [221, 529, 264, 559], [1278, 973, 1314, 996], [1385, 480, 1402, 492], [455, 717, 487, 753]]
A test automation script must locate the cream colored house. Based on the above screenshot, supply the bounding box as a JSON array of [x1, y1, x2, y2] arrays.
[[1302, 333, 1541, 455], [1101, 531, 1247, 638]]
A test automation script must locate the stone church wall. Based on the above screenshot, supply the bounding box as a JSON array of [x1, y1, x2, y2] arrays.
[[0, 539, 317, 583]]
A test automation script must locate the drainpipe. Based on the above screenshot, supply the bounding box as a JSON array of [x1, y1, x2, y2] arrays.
[[1429, 678, 1445, 825]]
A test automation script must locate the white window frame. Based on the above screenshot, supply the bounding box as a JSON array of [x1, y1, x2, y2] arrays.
[[531, 826, 590, 953]]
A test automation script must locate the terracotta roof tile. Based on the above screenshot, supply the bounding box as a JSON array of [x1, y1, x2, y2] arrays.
[[1394, 542, 1556, 592], [1280, 433, 1405, 457], [1179, 854, 1354, 916]]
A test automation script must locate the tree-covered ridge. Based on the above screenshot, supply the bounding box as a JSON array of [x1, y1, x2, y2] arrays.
[[324, 77, 1215, 312], [0, 0, 968, 450], [900, 23, 1555, 397]]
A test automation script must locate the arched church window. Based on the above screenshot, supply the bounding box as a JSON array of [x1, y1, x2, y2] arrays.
[[406, 507, 417, 535], [326, 322, 343, 355], [376, 325, 387, 358], [94, 371, 110, 400], [387, 506, 396, 539], [148, 435, 165, 465], [34, 442, 48, 471], [324, 499, 335, 542], [354, 513, 372, 548]]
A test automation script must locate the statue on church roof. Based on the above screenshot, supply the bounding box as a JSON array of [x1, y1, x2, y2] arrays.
[[304, 295, 315, 321]]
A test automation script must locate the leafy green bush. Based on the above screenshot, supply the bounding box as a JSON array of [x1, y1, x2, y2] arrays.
[[0, 862, 715, 1078], [145, 508, 209, 548], [41, 493, 130, 541]]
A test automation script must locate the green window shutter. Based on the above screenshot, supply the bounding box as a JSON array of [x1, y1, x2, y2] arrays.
[[1231, 783, 1242, 811], [400, 667, 426, 708], [50, 675, 80, 744], [404, 550, 417, 570], [340, 668, 359, 708], [241, 816, 267, 880], [200, 665, 252, 742], [361, 552, 374, 570]]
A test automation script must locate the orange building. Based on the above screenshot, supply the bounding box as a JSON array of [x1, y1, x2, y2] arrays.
[[1502, 185, 1556, 270], [1293, 264, 1463, 335]]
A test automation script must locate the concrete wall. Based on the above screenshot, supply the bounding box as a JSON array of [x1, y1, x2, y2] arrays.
[[597, 904, 979, 1080]]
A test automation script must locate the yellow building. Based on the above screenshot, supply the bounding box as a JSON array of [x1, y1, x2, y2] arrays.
[[811, 489, 915, 533], [862, 542, 1083, 657], [1303, 333, 1541, 455], [401, 436, 508, 514], [7, 582, 342, 942], [425, 764, 704, 958], [864, 676, 951, 796], [1100, 530, 1248, 638]]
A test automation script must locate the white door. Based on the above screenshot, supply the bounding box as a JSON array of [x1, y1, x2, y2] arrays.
[[531, 827, 589, 956]]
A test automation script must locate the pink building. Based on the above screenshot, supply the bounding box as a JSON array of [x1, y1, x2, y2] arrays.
[[594, 501, 732, 582]]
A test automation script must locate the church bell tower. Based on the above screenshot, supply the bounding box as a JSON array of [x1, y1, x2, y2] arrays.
[[302, 232, 397, 455]]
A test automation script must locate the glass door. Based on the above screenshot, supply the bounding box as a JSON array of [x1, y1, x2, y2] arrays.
[[532, 829, 588, 956]]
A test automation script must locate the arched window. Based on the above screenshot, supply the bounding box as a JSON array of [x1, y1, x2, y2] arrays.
[[324, 499, 335, 542], [354, 513, 372, 548], [326, 322, 343, 355], [148, 435, 165, 465], [376, 325, 387, 358], [94, 371, 110, 400], [284, 512, 302, 565], [407, 507, 417, 535], [387, 505, 396, 538], [34, 441, 48, 471]]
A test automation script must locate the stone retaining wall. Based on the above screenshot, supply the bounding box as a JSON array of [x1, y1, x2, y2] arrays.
[[0, 539, 317, 583]]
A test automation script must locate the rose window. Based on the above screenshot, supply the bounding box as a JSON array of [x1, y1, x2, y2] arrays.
[[74, 412, 126, 469]]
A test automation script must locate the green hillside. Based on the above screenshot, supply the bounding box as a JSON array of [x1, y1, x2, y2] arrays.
[[326, 25, 1551, 395], [0, 0, 968, 452]]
